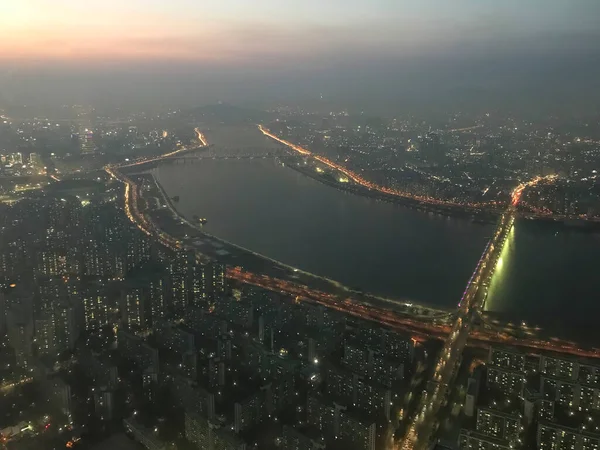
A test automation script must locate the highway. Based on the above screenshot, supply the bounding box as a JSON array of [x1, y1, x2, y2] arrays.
[[447, 125, 484, 133], [258, 125, 490, 211], [397, 209, 514, 450], [194, 127, 209, 146], [108, 128, 208, 172], [259, 126, 586, 228], [225, 266, 599, 358], [104, 126, 210, 252], [396, 177, 555, 450], [104, 125, 210, 247]]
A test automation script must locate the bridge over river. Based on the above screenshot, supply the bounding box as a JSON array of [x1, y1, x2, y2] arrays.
[[397, 180, 547, 450]]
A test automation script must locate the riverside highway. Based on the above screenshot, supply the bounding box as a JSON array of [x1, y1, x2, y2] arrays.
[[194, 127, 209, 146], [258, 124, 492, 211], [226, 266, 600, 359]]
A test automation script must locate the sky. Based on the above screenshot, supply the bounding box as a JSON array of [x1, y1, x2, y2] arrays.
[[1, 0, 600, 111], [2, 0, 599, 64]]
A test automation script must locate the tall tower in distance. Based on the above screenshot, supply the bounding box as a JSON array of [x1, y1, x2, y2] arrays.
[[80, 128, 96, 155], [75, 105, 96, 155]]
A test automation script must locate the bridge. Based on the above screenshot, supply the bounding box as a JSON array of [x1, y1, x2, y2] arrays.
[[160, 151, 282, 163], [396, 184, 533, 450]]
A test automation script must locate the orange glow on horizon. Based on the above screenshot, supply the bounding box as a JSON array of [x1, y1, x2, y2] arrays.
[[0, 29, 336, 65], [0, 2, 436, 64], [0, 2, 290, 63], [0, 2, 362, 65], [1, 30, 237, 63]]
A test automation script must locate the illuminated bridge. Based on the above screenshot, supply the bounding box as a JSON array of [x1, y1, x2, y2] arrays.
[[161, 151, 282, 162], [397, 202, 521, 450]]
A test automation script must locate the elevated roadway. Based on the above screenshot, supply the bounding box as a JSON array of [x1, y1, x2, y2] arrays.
[[396, 177, 555, 450], [194, 127, 209, 146], [160, 153, 278, 162], [398, 207, 515, 450]]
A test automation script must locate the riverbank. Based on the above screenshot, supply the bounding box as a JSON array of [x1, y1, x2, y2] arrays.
[[285, 162, 500, 223], [285, 162, 600, 231], [141, 169, 453, 316]]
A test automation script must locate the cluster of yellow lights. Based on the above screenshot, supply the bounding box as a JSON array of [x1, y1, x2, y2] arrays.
[[259, 125, 488, 209]]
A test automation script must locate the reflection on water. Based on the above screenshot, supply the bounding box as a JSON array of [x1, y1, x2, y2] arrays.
[[484, 223, 516, 312], [482, 220, 600, 343]]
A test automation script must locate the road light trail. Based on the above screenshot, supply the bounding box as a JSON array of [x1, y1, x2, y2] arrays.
[[227, 267, 600, 359], [109, 127, 209, 171], [511, 175, 557, 206], [194, 127, 208, 146], [258, 125, 489, 210], [104, 127, 211, 250], [396, 175, 555, 450], [447, 125, 484, 132], [397, 208, 515, 450]]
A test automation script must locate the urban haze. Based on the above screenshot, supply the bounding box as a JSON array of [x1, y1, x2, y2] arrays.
[[1, 2, 600, 450]]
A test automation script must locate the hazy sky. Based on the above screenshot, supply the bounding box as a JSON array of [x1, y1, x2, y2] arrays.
[[2, 0, 600, 111], [2, 0, 599, 64]]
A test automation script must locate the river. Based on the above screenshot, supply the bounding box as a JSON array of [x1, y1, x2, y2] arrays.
[[153, 126, 600, 341], [154, 158, 489, 307]]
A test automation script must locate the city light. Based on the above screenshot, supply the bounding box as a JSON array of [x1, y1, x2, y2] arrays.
[[100, 124, 599, 450], [259, 125, 491, 210]]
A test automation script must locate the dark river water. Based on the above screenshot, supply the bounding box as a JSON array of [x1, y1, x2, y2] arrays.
[[154, 157, 600, 338], [155, 159, 492, 308]]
